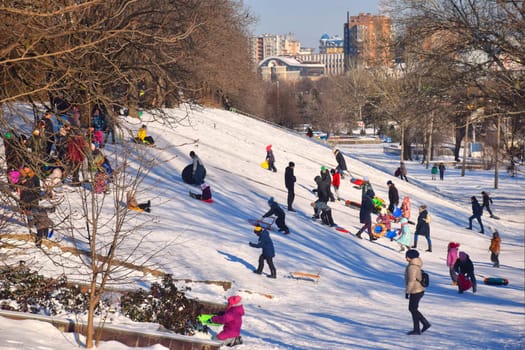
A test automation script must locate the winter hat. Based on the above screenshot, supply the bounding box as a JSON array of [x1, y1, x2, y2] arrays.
[[448, 242, 460, 249], [405, 249, 419, 259], [227, 295, 242, 310], [266, 144, 272, 151], [289, 161, 295, 167], [200, 182, 208, 190], [4, 132, 11, 139], [254, 225, 263, 233], [320, 165, 327, 172], [459, 251, 467, 260], [267, 197, 275, 205], [387, 180, 393, 185]]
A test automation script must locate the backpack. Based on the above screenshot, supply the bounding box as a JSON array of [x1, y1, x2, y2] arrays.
[[419, 269, 430, 287]]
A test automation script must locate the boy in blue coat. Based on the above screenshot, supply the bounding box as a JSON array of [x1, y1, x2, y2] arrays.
[[249, 225, 277, 278], [262, 197, 290, 234]]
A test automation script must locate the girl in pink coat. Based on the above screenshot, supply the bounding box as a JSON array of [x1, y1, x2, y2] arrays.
[[211, 295, 245, 346], [447, 242, 460, 284], [401, 196, 411, 220]]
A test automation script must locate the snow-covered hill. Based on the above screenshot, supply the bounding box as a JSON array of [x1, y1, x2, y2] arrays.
[[1, 106, 524, 349]]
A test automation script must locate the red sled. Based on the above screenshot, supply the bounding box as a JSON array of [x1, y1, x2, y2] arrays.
[[484, 277, 509, 286], [350, 178, 363, 186], [458, 274, 472, 291]]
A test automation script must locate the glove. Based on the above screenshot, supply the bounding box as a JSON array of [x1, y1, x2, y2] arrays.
[[405, 293, 409, 299], [249, 242, 255, 247]]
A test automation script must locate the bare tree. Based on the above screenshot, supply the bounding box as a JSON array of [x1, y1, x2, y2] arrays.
[[0, 1, 260, 347]]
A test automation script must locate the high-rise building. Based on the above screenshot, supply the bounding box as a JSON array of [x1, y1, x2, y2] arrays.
[[319, 34, 344, 54], [344, 12, 392, 70], [250, 33, 301, 65]]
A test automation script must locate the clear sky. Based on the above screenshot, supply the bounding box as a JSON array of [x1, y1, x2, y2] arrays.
[[242, 0, 382, 50]]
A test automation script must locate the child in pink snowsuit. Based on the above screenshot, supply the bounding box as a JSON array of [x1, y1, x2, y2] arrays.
[[447, 242, 460, 284], [211, 295, 245, 346]]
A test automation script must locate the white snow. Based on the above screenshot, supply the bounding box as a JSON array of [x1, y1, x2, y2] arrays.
[[0, 105, 524, 349]]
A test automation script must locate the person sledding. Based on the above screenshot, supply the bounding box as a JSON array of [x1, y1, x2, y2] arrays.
[[134, 124, 155, 145], [209, 295, 244, 347], [454, 251, 477, 293], [126, 191, 151, 213], [189, 182, 212, 202], [311, 200, 336, 227], [189, 151, 206, 185], [375, 207, 396, 239], [261, 197, 289, 234]]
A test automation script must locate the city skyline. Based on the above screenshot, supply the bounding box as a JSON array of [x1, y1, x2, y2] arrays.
[[243, 0, 382, 50]]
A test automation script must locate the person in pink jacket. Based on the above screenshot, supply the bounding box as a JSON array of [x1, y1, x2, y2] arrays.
[[401, 196, 411, 220], [447, 242, 460, 285], [211, 295, 245, 346]]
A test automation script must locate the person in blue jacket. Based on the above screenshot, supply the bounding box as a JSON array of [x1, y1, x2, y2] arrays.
[[249, 225, 276, 278], [262, 197, 289, 234], [467, 196, 484, 234]]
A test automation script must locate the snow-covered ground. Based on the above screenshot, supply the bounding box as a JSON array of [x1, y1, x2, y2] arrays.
[[1, 106, 524, 349]]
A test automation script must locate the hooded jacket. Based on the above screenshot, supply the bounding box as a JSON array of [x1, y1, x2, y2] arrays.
[[454, 252, 474, 275], [211, 296, 245, 340], [447, 243, 460, 267], [405, 256, 425, 295], [250, 229, 275, 258]]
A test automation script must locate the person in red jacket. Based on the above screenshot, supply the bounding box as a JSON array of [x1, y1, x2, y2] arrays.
[[211, 295, 245, 346], [330, 168, 341, 201]]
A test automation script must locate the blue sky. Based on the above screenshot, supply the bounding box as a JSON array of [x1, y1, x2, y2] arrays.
[[242, 0, 381, 50]]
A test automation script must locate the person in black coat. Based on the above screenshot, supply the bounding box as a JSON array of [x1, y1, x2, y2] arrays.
[[387, 180, 399, 213], [320, 166, 334, 202], [356, 189, 376, 241], [249, 225, 277, 278], [262, 197, 289, 234], [412, 205, 432, 252], [467, 196, 484, 234], [313, 175, 330, 205], [333, 148, 348, 178], [438, 162, 446, 180], [454, 251, 477, 293], [284, 162, 296, 211], [481, 191, 495, 218]]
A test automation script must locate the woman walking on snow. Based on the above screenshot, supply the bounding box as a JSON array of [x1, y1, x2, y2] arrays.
[[404, 249, 431, 335]]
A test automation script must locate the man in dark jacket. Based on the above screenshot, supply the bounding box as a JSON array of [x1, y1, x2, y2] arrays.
[[356, 189, 376, 241], [387, 180, 399, 213], [320, 166, 334, 202], [413, 205, 432, 252], [249, 225, 276, 278], [333, 148, 348, 178], [313, 175, 330, 205], [284, 162, 296, 211], [262, 197, 289, 234], [467, 196, 484, 233], [481, 191, 495, 218]]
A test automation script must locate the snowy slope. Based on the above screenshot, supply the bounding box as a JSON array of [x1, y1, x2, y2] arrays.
[[0, 105, 524, 350]]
